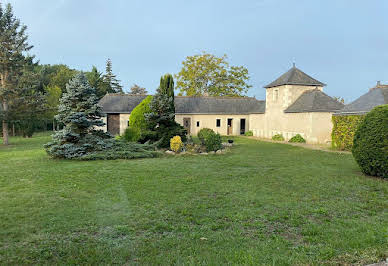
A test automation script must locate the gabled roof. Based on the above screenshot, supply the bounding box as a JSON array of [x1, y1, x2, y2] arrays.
[[265, 65, 326, 88], [175, 96, 265, 114], [335, 86, 388, 115], [99, 94, 148, 114], [99, 94, 266, 115], [284, 89, 344, 113]]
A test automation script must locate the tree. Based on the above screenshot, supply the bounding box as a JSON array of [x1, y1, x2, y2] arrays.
[[129, 84, 147, 95], [49, 65, 78, 92], [86, 66, 106, 98], [333, 96, 345, 104], [175, 52, 252, 97], [45, 73, 111, 159], [144, 74, 186, 147], [45, 85, 61, 130], [127, 95, 153, 141], [0, 3, 33, 145], [103, 58, 123, 93]]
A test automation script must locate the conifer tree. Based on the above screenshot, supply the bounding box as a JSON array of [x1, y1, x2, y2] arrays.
[[103, 58, 123, 93], [0, 3, 33, 145], [45, 73, 111, 159]]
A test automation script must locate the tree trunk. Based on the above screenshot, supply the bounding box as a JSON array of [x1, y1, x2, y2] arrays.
[[12, 123, 15, 136], [2, 101, 9, 145]]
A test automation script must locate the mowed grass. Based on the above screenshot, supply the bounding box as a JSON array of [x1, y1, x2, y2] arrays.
[[0, 133, 387, 265]]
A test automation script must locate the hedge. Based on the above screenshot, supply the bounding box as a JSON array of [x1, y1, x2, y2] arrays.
[[331, 115, 364, 151]]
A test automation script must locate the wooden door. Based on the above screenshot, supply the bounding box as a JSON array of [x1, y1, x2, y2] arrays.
[[183, 117, 191, 135], [107, 114, 120, 136], [227, 118, 233, 135]]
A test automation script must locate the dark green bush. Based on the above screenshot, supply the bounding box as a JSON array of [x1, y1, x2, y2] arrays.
[[272, 134, 285, 141], [204, 132, 222, 152], [289, 134, 306, 143], [244, 130, 253, 136], [352, 105, 388, 178], [332, 115, 364, 151], [198, 128, 214, 144]]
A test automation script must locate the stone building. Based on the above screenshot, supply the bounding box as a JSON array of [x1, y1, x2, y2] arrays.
[[99, 65, 344, 144]]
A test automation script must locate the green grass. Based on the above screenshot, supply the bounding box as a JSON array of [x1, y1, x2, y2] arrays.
[[0, 133, 387, 265]]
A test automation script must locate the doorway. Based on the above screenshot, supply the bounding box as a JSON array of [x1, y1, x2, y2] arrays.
[[227, 118, 233, 135], [183, 117, 191, 135], [240, 118, 246, 135], [107, 114, 120, 135]]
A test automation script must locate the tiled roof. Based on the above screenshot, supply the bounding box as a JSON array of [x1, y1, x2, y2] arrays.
[[284, 89, 344, 113], [99, 94, 266, 114], [335, 87, 388, 115], [265, 65, 326, 88]]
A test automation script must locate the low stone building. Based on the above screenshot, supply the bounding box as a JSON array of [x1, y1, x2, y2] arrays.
[[99, 65, 344, 144]]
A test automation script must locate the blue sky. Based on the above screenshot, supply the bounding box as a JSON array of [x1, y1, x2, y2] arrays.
[[6, 0, 388, 102]]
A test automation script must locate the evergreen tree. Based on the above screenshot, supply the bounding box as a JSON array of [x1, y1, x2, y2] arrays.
[[0, 3, 33, 145], [144, 74, 186, 147], [86, 66, 105, 98], [103, 58, 123, 93], [45, 73, 111, 159]]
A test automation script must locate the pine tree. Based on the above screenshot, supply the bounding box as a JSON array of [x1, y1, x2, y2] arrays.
[[0, 3, 33, 145], [103, 58, 123, 93], [86, 66, 105, 98], [45, 73, 111, 159]]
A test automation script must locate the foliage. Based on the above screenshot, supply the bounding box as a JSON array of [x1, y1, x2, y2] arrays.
[[244, 130, 253, 136], [170, 135, 183, 152], [331, 115, 364, 151], [144, 75, 186, 148], [352, 105, 388, 178], [76, 140, 160, 160], [1, 135, 388, 265], [103, 58, 123, 93], [175, 52, 252, 96], [272, 134, 285, 141], [86, 66, 107, 99], [122, 127, 139, 142], [48, 65, 78, 92], [128, 95, 153, 142], [130, 84, 147, 94], [203, 132, 222, 152], [289, 134, 306, 143], [44, 73, 111, 159], [197, 128, 214, 144]]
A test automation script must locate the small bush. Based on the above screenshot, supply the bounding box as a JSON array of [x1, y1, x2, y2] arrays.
[[204, 132, 222, 152], [198, 128, 214, 144], [122, 127, 140, 142], [244, 130, 253, 136], [352, 105, 388, 178], [170, 136, 183, 152], [272, 134, 285, 141], [289, 134, 306, 143]]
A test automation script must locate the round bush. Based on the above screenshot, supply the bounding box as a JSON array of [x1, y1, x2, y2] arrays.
[[272, 134, 285, 141], [204, 132, 222, 152], [289, 134, 306, 143], [198, 128, 214, 144], [352, 105, 388, 178], [128, 95, 153, 141], [170, 135, 183, 152]]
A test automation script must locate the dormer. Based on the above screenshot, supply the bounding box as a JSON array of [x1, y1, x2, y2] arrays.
[[264, 64, 326, 111]]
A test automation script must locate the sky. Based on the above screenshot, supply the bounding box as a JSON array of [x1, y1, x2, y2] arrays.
[[5, 0, 388, 102]]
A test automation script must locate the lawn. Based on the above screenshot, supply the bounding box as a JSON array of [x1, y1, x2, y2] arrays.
[[0, 133, 387, 265]]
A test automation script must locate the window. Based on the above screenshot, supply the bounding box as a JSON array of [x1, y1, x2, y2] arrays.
[[216, 119, 221, 127], [273, 89, 279, 102], [196, 121, 200, 127], [128, 120, 130, 126]]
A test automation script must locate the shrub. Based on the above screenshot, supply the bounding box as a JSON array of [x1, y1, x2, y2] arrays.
[[272, 134, 285, 141], [244, 130, 253, 136], [128, 95, 153, 142], [198, 128, 214, 144], [122, 127, 140, 142], [204, 132, 222, 152], [352, 105, 388, 178], [289, 134, 306, 143], [332, 115, 365, 150], [170, 136, 183, 152]]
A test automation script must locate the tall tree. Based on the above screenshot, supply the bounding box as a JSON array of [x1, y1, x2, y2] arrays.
[[175, 52, 252, 97], [129, 84, 147, 95], [0, 3, 33, 145], [86, 66, 106, 98], [103, 58, 123, 93], [45, 73, 111, 159]]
